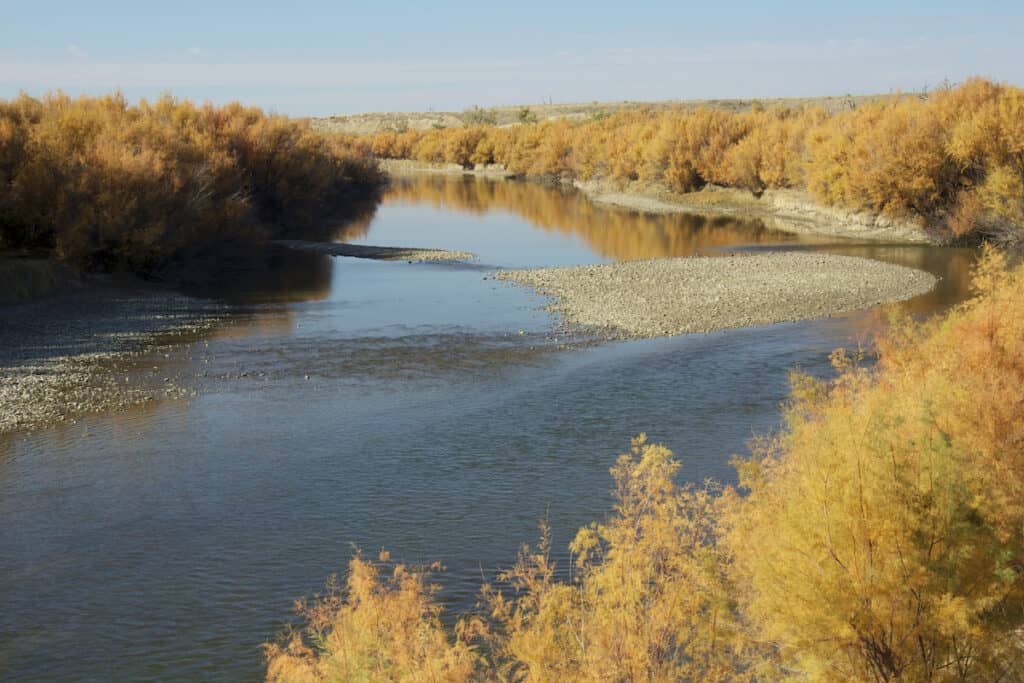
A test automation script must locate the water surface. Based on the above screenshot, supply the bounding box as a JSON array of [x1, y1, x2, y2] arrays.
[[0, 174, 976, 681]]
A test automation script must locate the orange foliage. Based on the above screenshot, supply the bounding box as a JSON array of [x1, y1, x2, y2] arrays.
[[264, 551, 480, 683], [366, 78, 1024, 243], [0, 92, 382, 274]]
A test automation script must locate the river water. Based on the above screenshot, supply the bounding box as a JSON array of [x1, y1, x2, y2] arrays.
[[0, 175, 977, 681]]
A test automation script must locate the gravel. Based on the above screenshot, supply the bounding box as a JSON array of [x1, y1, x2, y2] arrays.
[[494, 252, 938, 340], [273, 240, 475, 262], [0, 286, 224, 435]]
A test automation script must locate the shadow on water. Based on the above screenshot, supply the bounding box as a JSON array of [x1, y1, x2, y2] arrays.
[[0, 174, 979, 682]]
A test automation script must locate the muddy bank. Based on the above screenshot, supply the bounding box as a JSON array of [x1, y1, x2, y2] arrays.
[[273, 239, 475, 262], [495, 253, 937, 340]]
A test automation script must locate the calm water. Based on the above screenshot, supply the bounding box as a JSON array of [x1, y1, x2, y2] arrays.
[[0, 175, 977, 681]]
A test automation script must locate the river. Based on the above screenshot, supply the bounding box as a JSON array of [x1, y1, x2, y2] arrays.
[[0, 174, 977, 681]]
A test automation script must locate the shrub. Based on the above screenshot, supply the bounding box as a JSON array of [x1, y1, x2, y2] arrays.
[[485, 437, 760, 682], [0, 92, 383, 275], [462, 106, 498, 126], [728, 247, 1024, 680], [364, 79, 1024, 243], [264, 552, 481, 683], [517, 107, 538, 125]]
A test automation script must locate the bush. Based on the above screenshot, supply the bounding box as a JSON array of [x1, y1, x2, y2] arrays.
[[364, 79, 1024, 244], [729, 247, 1024, 680], [0, 92, 383, 275], [462, 106, 498, 126], [264, 552, 480, 683]]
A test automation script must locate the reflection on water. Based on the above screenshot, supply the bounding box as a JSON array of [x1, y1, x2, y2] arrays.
[[385, 174, 825, 260], [0, 174, 979, 682], [813, 243, 976, 317]]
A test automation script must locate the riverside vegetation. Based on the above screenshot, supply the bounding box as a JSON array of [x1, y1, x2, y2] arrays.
[[364, 78, 1024, 248], [265, 248, 1024, 682], [0, 92, 383, 277]]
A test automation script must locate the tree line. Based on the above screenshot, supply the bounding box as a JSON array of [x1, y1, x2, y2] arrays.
[[366, 79, 1024, 248], [0, 93, 383, 276]]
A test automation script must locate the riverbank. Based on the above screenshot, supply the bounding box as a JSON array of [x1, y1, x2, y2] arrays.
[[380, 160, 933, 244], [381, 158, 517, 179], [495, 252, 937, 340], [0, 256, 81, 305], [574, 180, 933, 244]]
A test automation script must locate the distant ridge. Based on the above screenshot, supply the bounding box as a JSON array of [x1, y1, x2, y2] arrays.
[[313, 92, 918, 135]]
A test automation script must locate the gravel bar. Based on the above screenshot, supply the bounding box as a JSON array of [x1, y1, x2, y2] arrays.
[[0, 288, 224, 435], [273, 240, 475, 262], [495, 252, 937, 340]]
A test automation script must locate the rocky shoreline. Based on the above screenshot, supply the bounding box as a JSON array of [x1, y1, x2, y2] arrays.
[[0, 286, 224, 436], [495, 252, 938, 340]]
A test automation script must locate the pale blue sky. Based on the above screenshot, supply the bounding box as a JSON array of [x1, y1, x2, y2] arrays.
[[1, 1, 1021, 116]]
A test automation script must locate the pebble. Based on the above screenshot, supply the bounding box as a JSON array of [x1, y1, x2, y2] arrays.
[[494, 252, 937, 340]]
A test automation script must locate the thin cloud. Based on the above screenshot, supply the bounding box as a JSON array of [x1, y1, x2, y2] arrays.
[[65, 44, 88, 59], [0, 34, 1017, 114], [187, 47, 202, 56]]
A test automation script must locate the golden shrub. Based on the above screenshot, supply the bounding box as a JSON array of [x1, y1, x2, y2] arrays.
[[365, 79, 1024, 243], [486, 436, 759, 682], [265, 552, 481, 683], [728, 248, 1024, 680], [0, 92, 383, 273]]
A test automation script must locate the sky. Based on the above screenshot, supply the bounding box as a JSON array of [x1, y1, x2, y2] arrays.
[[1, 1, 1022, 116]]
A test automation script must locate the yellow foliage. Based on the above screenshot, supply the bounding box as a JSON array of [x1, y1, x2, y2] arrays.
[[485, 436, 759, 682], [728, 247, 1024, 680], [264, 552, 481, 683], [365, 78, 1024, 243], [0, 92, 382, 273]]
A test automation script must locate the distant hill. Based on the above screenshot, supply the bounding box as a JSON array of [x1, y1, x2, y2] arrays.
[[312, 93, 917, 135]]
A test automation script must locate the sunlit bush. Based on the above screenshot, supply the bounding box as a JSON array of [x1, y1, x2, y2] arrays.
[[264, 552, 481, 683], [484, 437, 761, 682], [729, 247, 1024, 680], [0, 92, 383, 274], [366, 78, 1024, 243]]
